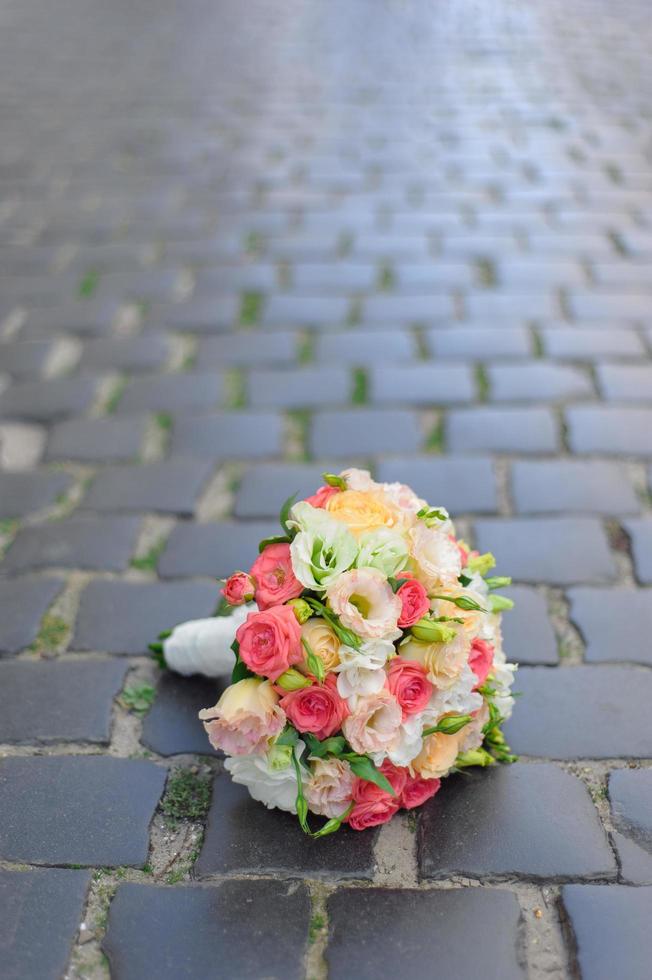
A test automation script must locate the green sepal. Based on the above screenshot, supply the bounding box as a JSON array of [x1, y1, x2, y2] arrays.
[[305, 598, 361, 649], [322, 473, 346, 490], [416, 505, 448, 525], [458, 573, 472, 587], [279, 491, 298, 537], [387, 576, 402, 594], [301, 636, 325, 683], [258, 534, 292, 553], [276, 724, 300, 747]]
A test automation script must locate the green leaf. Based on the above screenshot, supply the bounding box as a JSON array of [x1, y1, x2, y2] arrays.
[[488, 594, 514, 613], [304, 733, 347, 758], [343, 754, 396, 797], [386, 576, 402, 594], [422, 713, 472, 737], [484, 576, 512, 590], [279, 492, 298, 536], [157, 629, 173, 640], [258, 534, 291, 553], [301, 636, 325, 682], [276, 724, 300, 747], [458, 573, 472, 587], [149, 643, 166, 669], [322, 473, 346, 490], [230, 642, 255, 683], [432, 594, 486, 613]]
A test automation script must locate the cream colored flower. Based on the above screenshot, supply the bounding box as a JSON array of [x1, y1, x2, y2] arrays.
[[409, 522, 462, 590], [400, 628, 471, 689], [412, 731, 460, 779], [305, 758, 355, 819], [299, 617, 341, 673], [342, 689, 403, 755], [326, 489, 399, 536], [199, 678, 285, 755], [326, 567, 401, 640]]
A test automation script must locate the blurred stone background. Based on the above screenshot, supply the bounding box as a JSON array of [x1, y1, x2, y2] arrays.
[[1, 1, 651, 978]]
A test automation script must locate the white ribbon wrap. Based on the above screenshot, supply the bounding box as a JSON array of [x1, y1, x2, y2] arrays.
[[162, 604, 253, 678]]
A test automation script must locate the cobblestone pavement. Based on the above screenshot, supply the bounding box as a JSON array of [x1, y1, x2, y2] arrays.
[[1, 0, 652, 977]]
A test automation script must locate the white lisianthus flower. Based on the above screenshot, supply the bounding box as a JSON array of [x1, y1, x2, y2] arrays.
[[422, 663, 484, 724], [224, 742, 306, 813], [163, 605, 252, 677], [326, 567, 402, 640], [373, 713, 424, 768], [381, 481, 427, 519], [339, 468, 380, 491], [490, 656, 518, 721], [355, 527, 409, 578], [409, 522, 462, 589], [335, 638, 395, 701], [288, 501, 358, 591]]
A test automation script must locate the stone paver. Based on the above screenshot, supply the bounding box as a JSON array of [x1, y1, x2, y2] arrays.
[[0, 659, 127, 743], [504, 666, 652, 758], [569, 587, 652, 665], [0, 868, 91, 980], [73, 580, 219, 654], [2, 1, 652, 975], [3, 516, 141, 573], [0, 577, 64, 655], [103, 880, 310, 980], [474, 518, 617, 584], [196, 775, 377, 879], [561, 886, 652, 980], [326, 888, 524, 980], [0, 757, 166, 866]]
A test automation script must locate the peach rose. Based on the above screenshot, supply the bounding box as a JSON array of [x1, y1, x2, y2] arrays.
[[326, 489, 399, 536], [386, 659, 434, 719], [299, 617, 341, 674], [305, 758, 355, 819], [222, 571, 255, 605], [342, 688, 403, 755], [412, 731, 460, 779], [400, 628, 471, 689], [199, 678, 285, 755], [348, 778, 399, 830], [400, 774, 441, 809], [250, 542, 303, 610], [326, 567, 401, 640], [280, 674, 349, 740], [236, 605, 303, 681]]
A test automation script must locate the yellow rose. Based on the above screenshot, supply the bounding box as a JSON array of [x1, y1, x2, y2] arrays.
[[400, 630, 470, 689], [412, 731, 460, 778], [326, 490, 398, 536], [299, 617, 341, 673]]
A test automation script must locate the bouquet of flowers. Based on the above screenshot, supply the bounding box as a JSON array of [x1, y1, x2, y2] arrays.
[[152, 469, 517, 837]]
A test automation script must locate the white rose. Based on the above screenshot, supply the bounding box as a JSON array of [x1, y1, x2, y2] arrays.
[[163, 605, 252, 677], [355, 527, 409, 578], [224, 742, 305, 813]]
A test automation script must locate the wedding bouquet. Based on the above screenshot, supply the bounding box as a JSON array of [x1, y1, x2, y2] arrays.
[[152, 469, 517, 837]]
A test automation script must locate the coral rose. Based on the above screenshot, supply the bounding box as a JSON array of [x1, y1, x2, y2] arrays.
[[280, 674, 348, 740], [326, 489, 398, 536], [250, 542, 303, 610], [396, 575, 429, 628], [199, 678, 285, 755], [305, 484, 340, 509], [387, 659, 434, 719], [379, 759, 408, 797], [342, 688, 403, 755], [305, 758, 355, 818], [400, 774, 441, 809], [222, 571, 255, 605], [348, 778, 400, 830], [236, 605, 303, 681], [469, 638, 494, 687]]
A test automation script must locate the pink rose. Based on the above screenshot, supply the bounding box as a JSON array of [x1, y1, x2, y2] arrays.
[[250, 543, 303, 610], [396, 575, 429, 628], [348, 778, 400, 831], [236, 605, 303, 681], [469, 638, 494, 687], [379, 759, 408, 797], [400, 774, 441, 809], [386, 659, 434, 719], [222, 571, 255, 605], [305, 484, 340, 509], [280, 674, 348, 740]]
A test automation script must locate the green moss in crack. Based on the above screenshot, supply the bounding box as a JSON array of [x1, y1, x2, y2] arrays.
[[161, 768, 212, 828]]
